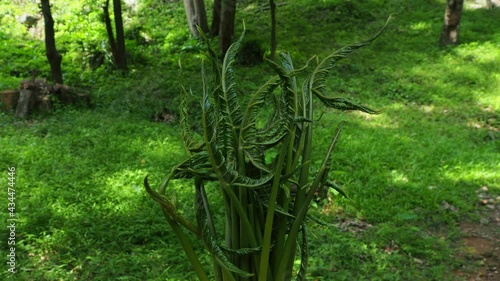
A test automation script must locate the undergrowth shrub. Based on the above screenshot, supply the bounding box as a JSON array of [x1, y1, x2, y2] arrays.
[[144, 20, 388, 280]]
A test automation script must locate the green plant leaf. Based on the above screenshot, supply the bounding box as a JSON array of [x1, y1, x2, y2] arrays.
[[171, 151, 217, 181], [241, 75, 281, 172], [305, 214, 332, 226], [219, 244, 263, 255], [254, 188, 296, 219], [202, 80, 275, 188], [266, 55, 297, 127], [197, 25, 221, 86], [221, 27, 244, 128], [308, 19, 389, 114], [297, 224, 308, 281], [180, 86, 205, 154], [325, 179, 350, 199], [196, 183, 253, 277], [276, 122, 345, 279], [315, 94, 381, 113], [144, 176, 200, 236]]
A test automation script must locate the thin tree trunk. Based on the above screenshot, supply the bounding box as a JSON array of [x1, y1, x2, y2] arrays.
[[113, 0, 127, 70], [183, 0, 197, 36], [183, 0, 209, 37], [194, 0, 209, 33], [269, 0, 277, 61], [103, 0, 118, 61], [439, 0, 464, 46], [219, 0, 236, 56], [211, 0, 221, 36], [40, 0, 63, 84]]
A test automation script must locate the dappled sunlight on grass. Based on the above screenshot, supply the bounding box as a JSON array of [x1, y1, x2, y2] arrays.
[[345, 110, 399, 129], [478, 73, 500, 110], [452, 41, 500, 64], [104, 168, 148, 201], [409, 21, 433, 31], [399, 43, 500, 107], [441, 163, 500, 190], [389, 169, 410, 184]]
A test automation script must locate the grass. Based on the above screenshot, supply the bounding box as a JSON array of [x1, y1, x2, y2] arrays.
[[1, 0, 499, 280]]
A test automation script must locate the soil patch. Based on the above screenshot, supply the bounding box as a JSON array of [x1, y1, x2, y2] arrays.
[[454, 187, 499, 281]]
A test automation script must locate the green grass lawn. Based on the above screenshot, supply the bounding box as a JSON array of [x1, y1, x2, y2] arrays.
[[1, 0, 499, 280]]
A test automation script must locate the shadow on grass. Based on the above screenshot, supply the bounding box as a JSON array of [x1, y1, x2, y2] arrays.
[[0, 110, 199, 280]]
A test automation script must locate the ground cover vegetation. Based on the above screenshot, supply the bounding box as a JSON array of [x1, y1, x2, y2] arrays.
[[0, 0, 498, 280]]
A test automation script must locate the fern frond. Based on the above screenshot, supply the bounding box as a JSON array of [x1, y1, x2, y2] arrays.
[[180, 86, 205, 154], [171, 151, 217, 181], [195, 181, 254, 278], [144, 176, 200, 236], [325, 179, 350, 199], [196, 192, 255, 279], [297, 224, 308, 281], [308, 19, 389, 113], [266, 56, 297, 126], [313, 94, 381, 114], [197, 25, 221, 85], [221, 28, 244, 126], [219, 244, 263, 255]]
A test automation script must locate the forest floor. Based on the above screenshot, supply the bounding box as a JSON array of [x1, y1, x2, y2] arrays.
[[454, 187, 499, 281]]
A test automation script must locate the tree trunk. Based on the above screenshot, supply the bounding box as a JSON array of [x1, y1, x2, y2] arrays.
[[183, 0, 197, 36], [211, 0, 221, 36], [484, 0, 493, 9], [219, 0, 236, 56], [113, 0, 127, 70], [194, 0, 209, 33], [1, 90, 20, 112], [439, 0, 464, 46], [40, 0, 63, 84], [269, 0, 277, 61], [103, 0, 118, 62], [183, 0, 209, 37]]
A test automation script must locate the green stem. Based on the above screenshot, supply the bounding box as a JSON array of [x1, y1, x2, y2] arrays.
[[276, 125, 343, 280], [197, 178, 223, 281], [222, 268, 237, 281], [294, 85, 314, 215], [231, 198, 240, 281], [284, 84, 314, 278], [144, 177, 200, 237], [161, 209, 209, 281], [239, 187, 250, 279], [271, 125, 296, 275], [237, 144, 249, 280], [258, 136, 290, 281], [222, 183, 258, 247]]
